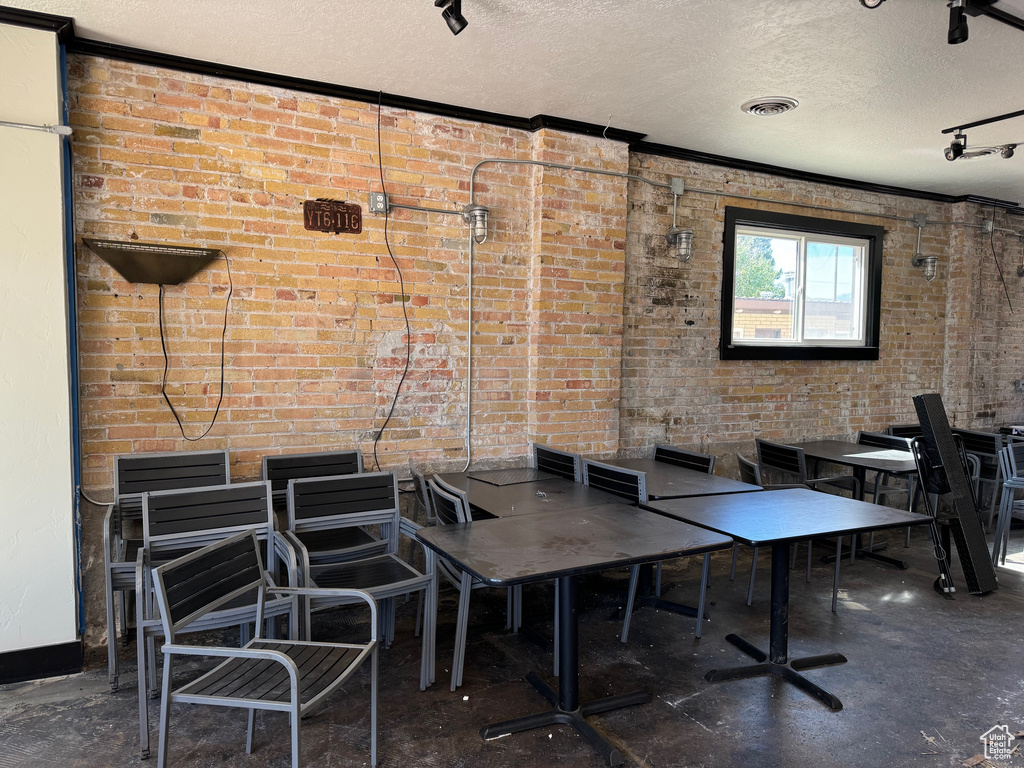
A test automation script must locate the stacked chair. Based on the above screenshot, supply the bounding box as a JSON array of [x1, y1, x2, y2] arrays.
[[134, 480, 299, 758], [992, 441, 1024, 566], [103, 449, 230, 692], [283, 471, 436, 691]]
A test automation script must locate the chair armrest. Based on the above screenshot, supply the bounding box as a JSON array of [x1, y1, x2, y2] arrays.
[[160, 643, 301, 693], [398, 517, 435, 574], [269, 586, 378, 641], [281, 530, 312, 587], [103, 503, 118, 563], [271, 531, 300, 588]]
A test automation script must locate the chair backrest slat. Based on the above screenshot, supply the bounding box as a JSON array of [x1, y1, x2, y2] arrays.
[[950, 428, 1001, 458], [262, 450, 363, 498], [582, 459, 647, 504], [154, 530, 265, 635], [654, 444, 715, 474], [858, 432, 912, 450], [114, 450, 230, 513], [533, 444, 582, 483], [427, 477, 471, 526], [143, 481, 275, 566], [887, 423, 923, 439], [287, 472, 398, 531], [755, 439, 808, 482]]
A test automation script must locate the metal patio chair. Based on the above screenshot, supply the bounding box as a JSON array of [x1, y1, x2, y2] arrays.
[[285, 471, 436, 691], [135, 480, 299, 758], [533, 443, 582, 482], [992, 441, 1024, 566], [582, 459, 712, 641], [151, 529, 378, 768], [654, 444, 716, 474], [103, 449, 230, 692]]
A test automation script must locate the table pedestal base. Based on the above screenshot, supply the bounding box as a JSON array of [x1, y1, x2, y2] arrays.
[[704, 633, 847, 711], [481, 672, 648, 767]]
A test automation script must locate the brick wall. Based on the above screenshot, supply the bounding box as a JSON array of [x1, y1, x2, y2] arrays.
[[66, 54, 1023, 651]]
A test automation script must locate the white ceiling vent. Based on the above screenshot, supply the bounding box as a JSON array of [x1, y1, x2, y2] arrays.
[[740, 97, 800, 116]]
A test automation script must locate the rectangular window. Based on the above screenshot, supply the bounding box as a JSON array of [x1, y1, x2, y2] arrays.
[[720, 208, 883, 361]]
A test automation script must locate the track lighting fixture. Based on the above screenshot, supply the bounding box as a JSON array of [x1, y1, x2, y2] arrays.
[[948, 0, 969, 44], [859, 0, 886, 7], [435, 0, 468, 35], [463, 203, 489, 244], [945, 132, 967, 161]]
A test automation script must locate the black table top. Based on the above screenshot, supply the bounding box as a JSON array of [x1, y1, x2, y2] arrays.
[[415, 503, 733, 587], [644, 488, 931, 547], [436, 472, 622, 518], [788, 439, 916, 474], [591, 457, 762, 499]]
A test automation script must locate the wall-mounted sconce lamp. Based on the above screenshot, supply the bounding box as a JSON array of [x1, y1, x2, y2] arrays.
[[910, 213, 938, 281], [667, 178, 694, 262], [462, 203, 489, 244]]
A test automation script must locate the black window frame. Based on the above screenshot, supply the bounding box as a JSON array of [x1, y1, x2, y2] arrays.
[[720, 207, 884, 361]]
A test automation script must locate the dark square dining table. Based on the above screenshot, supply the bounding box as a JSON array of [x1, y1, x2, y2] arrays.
[[416, 502, 732, 766], [644, 488, 932, 711], [436, 472, 622, 519]]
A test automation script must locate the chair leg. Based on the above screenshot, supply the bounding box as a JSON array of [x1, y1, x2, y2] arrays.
[[790, 543, 797, 569], [746, 546, 758, 606], [370, 644, 379, 768], [104, 567, 119, 692], [620, 566, 640, 643], [832, 536, 842, 614], [695, 554, 710, 639], [246, 709, 256, 754], [805, 540, 812, 583], [729, 543, 738, 581], [451, 572, 473, 691], [291, 706, 302, 768], [155, 655, 172, 768], [655, 563, 662, 597]]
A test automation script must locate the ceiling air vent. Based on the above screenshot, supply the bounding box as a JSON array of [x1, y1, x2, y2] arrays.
[[740, 97, 799, 116]]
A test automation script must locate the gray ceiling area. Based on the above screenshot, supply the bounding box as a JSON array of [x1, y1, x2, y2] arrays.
[[7, 0, 1024, 206]]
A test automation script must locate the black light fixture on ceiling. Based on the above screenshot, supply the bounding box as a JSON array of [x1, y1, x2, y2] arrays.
[[948, 0, 970, 43], [435, 0, 468, 35]]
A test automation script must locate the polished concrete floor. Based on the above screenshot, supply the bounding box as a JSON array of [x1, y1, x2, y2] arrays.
[[2, 526, 1023, 768]]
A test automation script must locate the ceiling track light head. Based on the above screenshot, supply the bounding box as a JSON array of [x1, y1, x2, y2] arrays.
[[859, 0, 886, 7], [948, 0, 969, 44], [945, 132, 967, 161], [435, 0, 468, 35]]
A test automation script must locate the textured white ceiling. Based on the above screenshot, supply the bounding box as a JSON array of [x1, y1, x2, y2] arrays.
[[8, 0, 1024, 205]]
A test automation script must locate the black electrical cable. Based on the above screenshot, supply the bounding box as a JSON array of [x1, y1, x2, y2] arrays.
[[371, 91, 413, 472], [989, 205, 1014, 313], [159, 253, 233, 441]]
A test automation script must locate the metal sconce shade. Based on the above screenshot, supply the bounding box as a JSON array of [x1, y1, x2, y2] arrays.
[[463, 203, 489, 244], [666, 226, 694, 262]]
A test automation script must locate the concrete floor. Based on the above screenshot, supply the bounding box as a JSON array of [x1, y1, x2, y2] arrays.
[[2, 526, 1023, 768]]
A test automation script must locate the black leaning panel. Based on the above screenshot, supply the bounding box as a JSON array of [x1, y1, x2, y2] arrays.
[[913, 393, 998, 594]]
